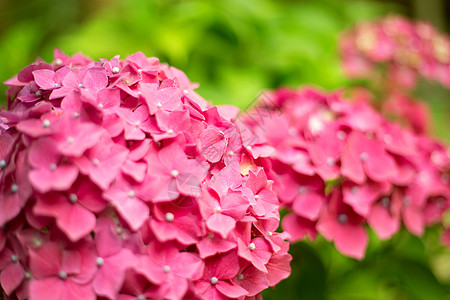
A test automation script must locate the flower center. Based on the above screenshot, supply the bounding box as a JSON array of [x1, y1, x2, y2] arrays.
[[78, 84, 84, 88], [170, 170, 179, 178], [42, 119, 51, 128], [351, 186, 359, 194], [112, 67, 120, 74], [338, 213, 348, 224], [210, 277, 219, 285], [67, 136, 74, 144], [267, 231, 273, 237], [165, 212, 174, 222], [163, 265, 171, 273], [69, 193, 78, 204], [25, 271, 32, 280], [128, 190, 135, 198], [327, 157, 335, 165], [337, 130, 346, 140], [248, 242, 256, 251], [10, 184, 18, 193], [11, 255, 18, 263], [299, 186, 308, 195], [0, 160, 6, 168], [59, 270, 68, 280], [360, 152, 368, 162], [96, 257, 104, 267], [381, 197, 390, 208], [92, 158, 100, 166], [238, 274, 244, 280]]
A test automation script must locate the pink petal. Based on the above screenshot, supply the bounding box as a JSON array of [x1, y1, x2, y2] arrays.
[[335, 224, 368, 260], [206, 213, 236, 239], [216, 281, 248, 298]]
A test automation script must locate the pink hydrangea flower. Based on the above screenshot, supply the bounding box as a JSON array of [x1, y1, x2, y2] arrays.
[[244, 87, 450, 260], [0, 50, 291, 299]]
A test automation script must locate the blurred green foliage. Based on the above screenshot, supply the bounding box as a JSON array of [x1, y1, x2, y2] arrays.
[[0, 0, 449, 299]]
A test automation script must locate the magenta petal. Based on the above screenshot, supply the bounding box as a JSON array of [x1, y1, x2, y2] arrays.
[[282, 213, 317, 242], [94, 249, 137, 300], [335, 224, 368, 260], [0, 262, 25, 295], [292, 192, 323, 220], [197, 235, 236, 259], [62, 279, 96, 300], [108, 193, 149, 232], [206, 213, 236, 239], [367, 204, 399, 240], [216, 280, 248, 298], [403, 207, 425, 236], [29, 278, 63, 300], [57, 204, 96, 242]]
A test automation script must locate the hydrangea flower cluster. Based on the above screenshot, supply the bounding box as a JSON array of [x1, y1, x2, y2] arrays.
[[0, 50, 291, 300], [340, 16, 450, 136], [340, 15, 450, 90], [244, 88, 450, 259]]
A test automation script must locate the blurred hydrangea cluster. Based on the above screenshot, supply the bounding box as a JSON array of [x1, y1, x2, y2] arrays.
[[340, 16, 450, 136], [340, 15, 450, 90], [244, 87, 450, 259], [0, 50, 291, 300]]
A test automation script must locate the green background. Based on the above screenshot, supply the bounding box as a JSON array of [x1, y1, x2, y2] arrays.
[[0, 0, 449, 299]]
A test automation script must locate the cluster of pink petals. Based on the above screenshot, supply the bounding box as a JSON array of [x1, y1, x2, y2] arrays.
[[340, 15, 450, 90], [0, 50, 291, 300], [244, 87, 450, 260]]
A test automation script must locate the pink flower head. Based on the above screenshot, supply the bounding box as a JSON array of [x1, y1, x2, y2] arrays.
[[0, 50, 290, 299]]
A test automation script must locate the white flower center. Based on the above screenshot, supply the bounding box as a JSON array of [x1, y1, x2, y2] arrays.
[[381, 197, 390, 208], [10, 184, 18, 193], [210, 277, 219, 285], [351, 187, 358, 194], [98, 103, 104, 109], [50, 163, 57, 171], [69, 193, 78, 203], [11, 255, 18, 262], [299, 186, 308, 195], [58, 270, 68, 279], [137, 295, 146, 300], [337, 130, 346, 140], [163, 265, 171, 273], [183, 89, 189, 95], [360, 152, 368, 162], [170, 170, 179, 178], [67, 136, 74, 144], [238, 274, 244, 280], [248, 242, 256, 251], [112, 67, 120, 74], [0, 160, 6, 168], [156, 103, 162, 108], [338, 213, 348, 224], [214, 206, 222, 213], [55, 58, 63, 66], [92, 158, 100, 166], [267, 231, 273, 237], [167, 129, 174, 134], [327, 157, 335, 165], [128, 190, 135, 198], [403, 196, 410, 206], [96, 257, 104, 267], [78, 84, 84, 88], [165, 212, 174, 222], [25, 271, 32, 280], [42, 119, 51, 128], [74, 112, 80, 117], [35, 90, 42, 97], [254, 194, 260, 200]]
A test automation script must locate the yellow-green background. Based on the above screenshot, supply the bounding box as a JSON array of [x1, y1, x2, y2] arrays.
[[0, 0, 449, 299]]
